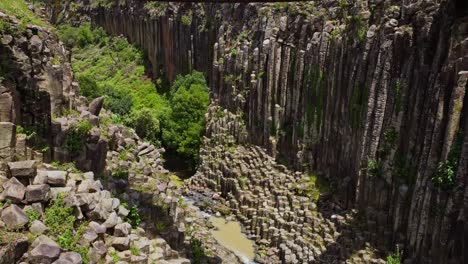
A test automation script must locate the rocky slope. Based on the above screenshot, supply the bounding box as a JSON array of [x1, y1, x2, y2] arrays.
[[188, 104, 386, 263], [74, 0, 468, 262], [0, 11, 223, 264]]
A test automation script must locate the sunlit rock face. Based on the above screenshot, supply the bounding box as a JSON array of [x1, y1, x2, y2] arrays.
[[56, 0, 467, 262]]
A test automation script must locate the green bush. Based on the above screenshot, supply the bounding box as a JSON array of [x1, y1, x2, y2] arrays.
[[65, 120, 92, 156], [25, 209, 40, 225], [122, 204, 141, 228], [191, 238, 205, 264], [431, 133, 463, 190], [77, 75, 102, 99], [367, 159, 383, 178], [44, 194, 89, 263], [163, 73, 209, 169], [103, 86, 134, 116], [124, 107, 160, 144], [386, 248, 402, 264], [112, 169, 129, 180]]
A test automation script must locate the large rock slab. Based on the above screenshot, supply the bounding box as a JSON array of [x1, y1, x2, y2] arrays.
[[0, 94, 13, 122], [88, 96, 104, 116], [0, 122, 15, 160], [0, 232, 28, 264], [1, 204, 29, 229], [47, 171, 67, 186], [55, 252, 82, 264], [7, 160, 36, 178], [25, 184, 50, 202], [30, 235, 61, 264], [1, 177, 25, 202]]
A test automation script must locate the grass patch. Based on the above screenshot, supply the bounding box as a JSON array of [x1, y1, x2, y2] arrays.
[[0, 0, 49, 29], [44, 194, 89, 263]]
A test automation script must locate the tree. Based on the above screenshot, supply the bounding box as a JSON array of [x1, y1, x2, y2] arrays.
[[162, 73, 209, 169]]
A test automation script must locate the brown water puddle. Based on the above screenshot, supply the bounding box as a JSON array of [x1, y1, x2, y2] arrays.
[[209, 216, 256, 263]]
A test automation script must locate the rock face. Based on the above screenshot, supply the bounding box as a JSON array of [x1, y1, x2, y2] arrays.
[[86, 0, 468, 262], [0, 11, 76, 144]]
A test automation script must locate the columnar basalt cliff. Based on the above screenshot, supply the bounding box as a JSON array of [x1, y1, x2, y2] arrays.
[[0, 11, 77, 155], [55, 0, 467, 262]]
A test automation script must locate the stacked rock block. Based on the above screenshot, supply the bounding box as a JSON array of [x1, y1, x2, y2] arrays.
[[0, 150, 190, 264], [190, 106, 386, 264]]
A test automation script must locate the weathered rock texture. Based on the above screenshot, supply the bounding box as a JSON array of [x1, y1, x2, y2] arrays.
[[0, 11, 78, 164], [0, 11, 76, 139], [82, 0, 468, 262], [189, 105, 386, 263]]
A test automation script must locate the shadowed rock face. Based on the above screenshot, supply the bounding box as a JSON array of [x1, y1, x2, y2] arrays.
[[58, 0, 466, 262], [0, 12, 76, 140]]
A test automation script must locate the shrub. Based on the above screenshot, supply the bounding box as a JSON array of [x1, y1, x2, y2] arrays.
[[181, 14, 192, 26], [386, 248, 402, 264], [125, 205, 141, 228], [162, 73, 209, 169], [77, 75, 102, 99], [431, 133, 463, 190], [367, 159, 383, 178], [103, 86, 134, 116], [65, 120, 92, 156], [44, 194, 89, 263], [130, 243, 141, 256], [124, 107, 160, 143], [191, 238, 205, 264], [112, 169, 129, 180]]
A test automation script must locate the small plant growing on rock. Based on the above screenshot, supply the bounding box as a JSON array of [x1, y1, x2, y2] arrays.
[[367, 159, 383, 178], [431, 133, 462, 190], [130, 242, 141, 255], [44, 194, 89, 263], [65, 120, 92, 156], [112, 168, 129, 180], [181, 13, 192, 26], [191, 238, 205, 264], [386, 247, 402, 264], [25, 208, 40, 225], [126, 205, 142, 228]]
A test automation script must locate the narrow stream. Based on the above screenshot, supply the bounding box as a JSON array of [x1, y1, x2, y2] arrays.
[[209, 216, 256, 263]]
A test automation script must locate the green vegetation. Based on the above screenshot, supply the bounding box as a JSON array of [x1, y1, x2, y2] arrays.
[[162, 72, 210, 169], [0, 17, 9, 34], [367, 159, 383, 178], [432, 132, 463, 190], [124, 204, 141, 228], [0, 0, 49, 30], [60, 24, 209, 169], [65, 119, 92, 156], [144, 1, 169, 17], [112, 168, 129, 180], [50, 161, 81, 173], [386, 247, 402, 264], [180, 12, 192, 26], [44, 194, 89, 263], [191, 238, 206, 264], [109, 250, 120, 262], [25, 208, 40, 225], [130, 242, 141, 256]]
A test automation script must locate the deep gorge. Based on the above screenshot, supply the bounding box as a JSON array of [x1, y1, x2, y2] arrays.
[[0, 0, 467, 264], [86, 1, 468, 262]]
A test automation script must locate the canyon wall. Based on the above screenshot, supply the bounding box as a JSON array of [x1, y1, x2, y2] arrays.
[[0, 10, 77, 163], [74, 0, 467, 262]]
